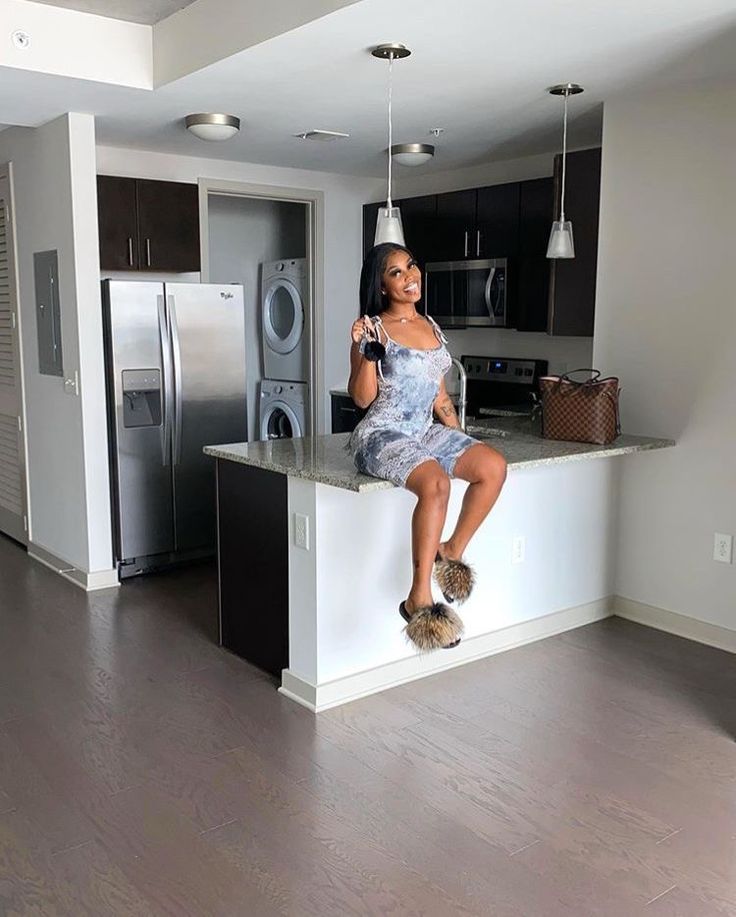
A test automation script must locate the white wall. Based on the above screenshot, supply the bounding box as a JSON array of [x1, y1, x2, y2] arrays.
[[0, 114, 113, 574], [593, 84, 736, 631], [96, 145, 384, 431], [207, 195, 306, 440]]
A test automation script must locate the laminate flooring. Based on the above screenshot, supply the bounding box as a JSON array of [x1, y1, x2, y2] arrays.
[[0, 533, 734, 916]]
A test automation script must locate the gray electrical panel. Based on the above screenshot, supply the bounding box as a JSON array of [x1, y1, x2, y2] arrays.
[[34, 249, 63, 377]]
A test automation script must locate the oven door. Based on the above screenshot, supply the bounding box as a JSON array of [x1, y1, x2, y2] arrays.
[[425, 259, 507, 328]]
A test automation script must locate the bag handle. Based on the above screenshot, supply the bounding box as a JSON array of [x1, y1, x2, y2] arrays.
[[558, 368, 619, 388]]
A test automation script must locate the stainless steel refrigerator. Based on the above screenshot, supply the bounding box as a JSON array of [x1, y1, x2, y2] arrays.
[[102, 280, 247, 577]]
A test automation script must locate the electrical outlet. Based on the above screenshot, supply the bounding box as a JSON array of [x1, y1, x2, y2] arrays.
[[294, 513, 310, 551], [713, 533, 733, 564], [512, 535, 525, 564]]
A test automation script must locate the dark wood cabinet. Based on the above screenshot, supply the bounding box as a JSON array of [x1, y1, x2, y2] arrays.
[[360, 149, 601, 336], [515, 177, 554, 332], [434, 188, 477, 260], [97, 175, 201, 273], [397, 194, 437, 264], [548, 148, 601, 336], [475, 182, 520, 259], [97, 176, 139, 270], [331, 393, 367, 434]]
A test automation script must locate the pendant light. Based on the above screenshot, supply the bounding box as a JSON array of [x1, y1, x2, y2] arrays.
[[372, 43, 411, 246], [546, 83, 584, 259]]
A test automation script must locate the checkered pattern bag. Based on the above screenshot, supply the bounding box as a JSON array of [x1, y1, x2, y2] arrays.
[[538, 370, 621, 445]]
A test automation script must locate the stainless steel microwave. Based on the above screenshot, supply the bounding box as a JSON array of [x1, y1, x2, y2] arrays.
[[424, 258, 507, 328]]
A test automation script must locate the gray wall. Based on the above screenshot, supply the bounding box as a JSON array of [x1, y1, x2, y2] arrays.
[[207, 195, 306, 440]]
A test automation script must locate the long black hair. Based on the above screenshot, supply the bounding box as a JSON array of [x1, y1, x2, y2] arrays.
[[359, 242, 415, 316]]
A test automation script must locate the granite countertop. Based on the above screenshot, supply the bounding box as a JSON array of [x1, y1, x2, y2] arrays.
[[204, 416, 676, 493]]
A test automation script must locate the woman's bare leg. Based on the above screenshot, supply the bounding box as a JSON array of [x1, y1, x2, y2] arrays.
[[440, 444, 507, 560], [404, 460, 451, 611]]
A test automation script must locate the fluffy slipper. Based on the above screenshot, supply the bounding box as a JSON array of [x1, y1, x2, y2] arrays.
[[434, 553, 475, 604], [401, 602, 464, 652]]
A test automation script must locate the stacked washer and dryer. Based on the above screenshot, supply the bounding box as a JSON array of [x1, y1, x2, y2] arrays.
[[258, 259, 310, 440]]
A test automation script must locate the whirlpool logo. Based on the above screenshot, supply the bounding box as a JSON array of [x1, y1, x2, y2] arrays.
[[220, 291, 234, 300]]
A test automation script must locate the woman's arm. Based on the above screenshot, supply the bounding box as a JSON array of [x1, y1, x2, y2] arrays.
[[347, 317, 379, 409], [433, 377, 461, 428]]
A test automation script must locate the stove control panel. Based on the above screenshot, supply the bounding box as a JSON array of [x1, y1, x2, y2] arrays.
[[461, 356, 542, 385]]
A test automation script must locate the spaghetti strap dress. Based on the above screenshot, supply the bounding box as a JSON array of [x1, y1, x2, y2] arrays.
[[349, 316, 480, 488]]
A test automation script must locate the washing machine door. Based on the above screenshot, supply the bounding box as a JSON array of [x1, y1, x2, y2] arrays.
[[261, 400, 302, 440], [263, 278, 304, 355]]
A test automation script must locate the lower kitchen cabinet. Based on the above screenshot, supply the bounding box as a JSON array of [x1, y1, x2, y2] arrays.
[[331, 393, 366, 434]]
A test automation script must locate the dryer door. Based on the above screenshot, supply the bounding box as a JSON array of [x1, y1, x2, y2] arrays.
[[263, 278, 304, 355], [261, 400, 302, 440]]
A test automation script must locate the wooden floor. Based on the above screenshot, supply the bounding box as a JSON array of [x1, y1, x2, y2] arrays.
[[0, 535, 735, 916]]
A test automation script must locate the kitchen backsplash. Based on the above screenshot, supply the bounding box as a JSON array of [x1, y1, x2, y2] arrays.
[[445, 329, 594, 376]]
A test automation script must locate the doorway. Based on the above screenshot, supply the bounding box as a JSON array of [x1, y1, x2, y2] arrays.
[[198, 180, 324, 439]]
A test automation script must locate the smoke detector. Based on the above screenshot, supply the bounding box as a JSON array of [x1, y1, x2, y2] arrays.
[[294, 130, 350, 142]]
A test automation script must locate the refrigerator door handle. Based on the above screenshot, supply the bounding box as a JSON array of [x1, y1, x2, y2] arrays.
[[168, 294, 184, 465], [157, 294, 173, 466]]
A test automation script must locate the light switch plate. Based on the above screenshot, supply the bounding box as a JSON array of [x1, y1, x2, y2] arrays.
[[294, 513, 310, 550]]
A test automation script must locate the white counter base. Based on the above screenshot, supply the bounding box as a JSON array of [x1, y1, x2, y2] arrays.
[[280, 596, 612, 712], [283, 456, 623, 711]]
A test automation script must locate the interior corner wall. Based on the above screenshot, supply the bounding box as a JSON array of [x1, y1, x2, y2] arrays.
[[0, 113, 113, 574], [96, 146, 384, 432], [592, 84, 736, 630]]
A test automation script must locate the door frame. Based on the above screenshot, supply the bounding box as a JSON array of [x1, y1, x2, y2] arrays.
[[197, 178, 325, 436], [0, 161, 29, 544]]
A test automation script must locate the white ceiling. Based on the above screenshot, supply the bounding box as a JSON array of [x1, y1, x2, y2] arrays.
[[4, 0, 736, 177], [30, 0, 198, 25]]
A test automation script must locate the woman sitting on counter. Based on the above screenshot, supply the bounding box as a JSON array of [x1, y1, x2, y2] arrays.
[[348, 243, 508, 652]]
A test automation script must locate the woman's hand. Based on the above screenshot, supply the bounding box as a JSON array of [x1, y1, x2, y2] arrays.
[[351, 315, 376, 345]]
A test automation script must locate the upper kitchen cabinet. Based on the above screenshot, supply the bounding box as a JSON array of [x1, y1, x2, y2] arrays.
[[475, 182, 520, 259], [514, 177, 554, 332], [397, 194, 438, 264], [97, 176, 201, 273], [97, 176, 139, 270], [548, 147, 601, 336], [434, 188, 476, 260]]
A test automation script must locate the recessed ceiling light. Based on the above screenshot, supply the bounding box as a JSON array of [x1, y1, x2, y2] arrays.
[[293, 130, 350, 142], [184, 113, 240, 142], [390, 142, 435, 166]]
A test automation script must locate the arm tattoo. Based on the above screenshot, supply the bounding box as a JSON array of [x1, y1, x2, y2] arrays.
[[437, 396, 460, 427]]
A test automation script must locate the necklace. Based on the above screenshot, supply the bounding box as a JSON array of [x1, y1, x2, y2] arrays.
[[386, 311, 418, 324]]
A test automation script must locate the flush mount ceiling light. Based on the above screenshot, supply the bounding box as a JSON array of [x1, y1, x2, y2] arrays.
[[390, 142, 435, 167], [184, 113, 240, 142], [371, 42, 412, 246], [546, 83, 584, 259]]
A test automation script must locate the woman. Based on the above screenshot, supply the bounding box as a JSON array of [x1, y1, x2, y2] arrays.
[[348, 243, 507, 652]]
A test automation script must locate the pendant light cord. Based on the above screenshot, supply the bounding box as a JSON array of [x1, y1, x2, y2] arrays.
[[387, 52, 394, 209], [560, 89, 568, 222]]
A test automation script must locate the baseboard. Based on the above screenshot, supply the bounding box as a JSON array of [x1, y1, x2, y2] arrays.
[[613, 596, 736, 654], [280, 596, 613, 712], [28, 543, 119, 592]]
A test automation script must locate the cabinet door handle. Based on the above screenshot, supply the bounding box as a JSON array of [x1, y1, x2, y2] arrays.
[[145, 238, 151, 267], [127, 237, 133, 266], [476, 229, 481, 258], [464, 230, 469, 258]]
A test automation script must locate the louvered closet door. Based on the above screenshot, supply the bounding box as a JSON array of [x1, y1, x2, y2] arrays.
[[0, 171, 27, 544]]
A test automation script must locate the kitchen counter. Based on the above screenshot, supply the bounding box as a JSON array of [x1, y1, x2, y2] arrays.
[[206, 420, 675, 713], [203, 416, 675, 493]]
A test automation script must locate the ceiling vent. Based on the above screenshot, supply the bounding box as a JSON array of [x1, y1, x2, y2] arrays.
[[294, 130, 350, 142]]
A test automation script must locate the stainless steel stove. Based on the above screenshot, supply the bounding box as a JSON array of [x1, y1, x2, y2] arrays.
[[461, 355, 548, 418]]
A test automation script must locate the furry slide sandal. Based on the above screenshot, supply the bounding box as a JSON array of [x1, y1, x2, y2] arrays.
[[400, 602, 463, 651], [433, 552, 475, 604]]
